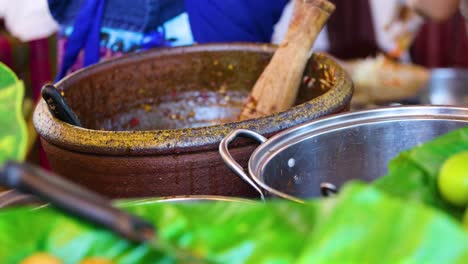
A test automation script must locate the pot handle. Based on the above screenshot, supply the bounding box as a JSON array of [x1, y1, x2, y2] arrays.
[[42, 84, 82, 127], [219, 129, 267, 200]]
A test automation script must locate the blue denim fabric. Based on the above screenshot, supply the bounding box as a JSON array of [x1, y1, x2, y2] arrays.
[[49, 0, 287, 43], [55, 0, 106, 81], [48, 0, 185, 33], [185, 0, 288, 43]]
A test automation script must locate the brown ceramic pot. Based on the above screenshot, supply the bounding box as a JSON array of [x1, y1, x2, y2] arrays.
[[33, 43, 353, 199]]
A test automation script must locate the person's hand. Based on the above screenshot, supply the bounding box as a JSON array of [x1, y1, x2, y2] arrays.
[[406, 0, 460, 21], [460, 0, 468, 38], [384, 3, 424, 59], [460, 0, 468, 21]]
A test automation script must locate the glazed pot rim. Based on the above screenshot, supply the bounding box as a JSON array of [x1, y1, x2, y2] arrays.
[[33, 43, 353, 156]]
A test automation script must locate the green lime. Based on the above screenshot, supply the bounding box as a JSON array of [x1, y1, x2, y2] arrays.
[[437, 151, 468, 207]]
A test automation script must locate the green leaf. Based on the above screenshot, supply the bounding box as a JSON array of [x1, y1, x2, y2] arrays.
[[0, 63, 17, 88], [297, 183, 468, 264], [374, 127, 468, 219], [0, 63, 27, 164], [0, 200, 319, 264], [0, 184, 466, 263]]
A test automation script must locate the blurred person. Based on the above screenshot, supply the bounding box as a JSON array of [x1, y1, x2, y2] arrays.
[[185, 0, 289, 43], [186, 0, 416, 59], [407, 0, 461, 21], [0, 0, 58, 42], [47, 0, 468, 83], [186, 0, 468, 67], [409, 0, 468, 36], [463, 0, 468, 23], [408, 0, 468, 67], [47, 0, 187, 81]]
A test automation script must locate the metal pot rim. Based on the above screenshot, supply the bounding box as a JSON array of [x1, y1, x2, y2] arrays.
[[0, 190, 252, 209], [245, 105, 468, 198], [33, 43, 352, 156], [427, 68, 468, 78]]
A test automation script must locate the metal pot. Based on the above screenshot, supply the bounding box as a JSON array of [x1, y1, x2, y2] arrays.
[[0, 190, 249, 209], [419, 68, 468, 106], [220, 106, 468, 201], [0, 191, 41, 208], [33, 43, 352, 199]]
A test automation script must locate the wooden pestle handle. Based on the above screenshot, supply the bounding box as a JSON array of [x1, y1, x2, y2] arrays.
[[239, 0, 335, 121]]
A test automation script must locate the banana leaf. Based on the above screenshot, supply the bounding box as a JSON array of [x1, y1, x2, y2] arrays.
[[297, 183, 467, 264], [0, 62, 27, 164], [374, 127, 468, 219], [0, 183, 466, 263]]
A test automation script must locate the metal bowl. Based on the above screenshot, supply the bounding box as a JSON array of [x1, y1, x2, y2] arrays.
[[0, 190, 249, 209], [0, 191, 42, 208], [419, 68, 468, 106], [220, 106, 468, 201]]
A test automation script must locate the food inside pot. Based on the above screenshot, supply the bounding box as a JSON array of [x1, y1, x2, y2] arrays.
[[1, 127, 467, 263], [96, 91, 228, 131], [101, 90, 247, 130], [57, 50, 332, 131], [104, 74, 333, 131]]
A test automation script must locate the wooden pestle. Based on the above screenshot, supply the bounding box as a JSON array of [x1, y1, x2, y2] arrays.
[[238, 0, 335, 121]]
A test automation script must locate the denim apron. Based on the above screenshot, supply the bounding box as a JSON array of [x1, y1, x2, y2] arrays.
[[55, 0, 170, 82], [55, 0, 105, 81]]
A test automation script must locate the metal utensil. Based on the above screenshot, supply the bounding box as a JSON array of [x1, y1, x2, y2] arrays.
[[42, 84, 82, 126], [0, 161, 153, 242], [418, 68, 468, 106], [220, 106, 468, 201]]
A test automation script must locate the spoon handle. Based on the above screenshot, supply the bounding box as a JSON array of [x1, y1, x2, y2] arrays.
[[42, 84, 82, 127], [0, 161, 155, 243]]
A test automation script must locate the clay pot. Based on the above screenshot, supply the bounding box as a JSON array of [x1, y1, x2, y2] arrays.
[[33, 43, 352, 199]]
